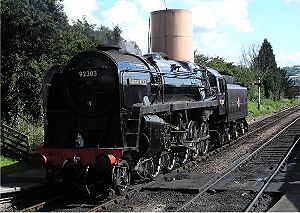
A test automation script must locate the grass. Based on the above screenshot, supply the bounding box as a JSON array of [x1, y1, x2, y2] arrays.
[[247, 98, 300, 121], [0, 155, 18, 167]]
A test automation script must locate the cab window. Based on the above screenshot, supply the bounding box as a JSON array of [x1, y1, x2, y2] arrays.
[[218, 79, 225, 93]]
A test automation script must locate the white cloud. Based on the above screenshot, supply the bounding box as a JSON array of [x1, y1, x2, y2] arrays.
[[277, 52, 300, 67], [199, 31, 229, 49], [282, 0, 299, 4], [101, 0, 149, 53], [189, 0, 254, 62], [136, 0, 165, 13], [226, 49, 242, 64], [61, 0, 255, 58], [189, 0, 254, 33], [62, 0, 100, 24]]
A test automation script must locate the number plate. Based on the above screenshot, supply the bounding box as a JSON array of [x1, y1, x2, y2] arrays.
[[78, 70, 99, 78]]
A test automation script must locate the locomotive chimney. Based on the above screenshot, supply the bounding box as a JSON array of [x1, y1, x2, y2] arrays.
[[150, 9, 194, 62]]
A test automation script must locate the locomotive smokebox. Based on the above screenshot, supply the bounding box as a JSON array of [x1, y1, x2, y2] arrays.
[[150, 9, 194, 62]]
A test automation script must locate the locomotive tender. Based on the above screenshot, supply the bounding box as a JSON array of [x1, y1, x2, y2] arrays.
[[38, 46, 248, 195]]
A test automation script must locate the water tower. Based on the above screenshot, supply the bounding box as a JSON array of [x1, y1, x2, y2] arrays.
[[150, 9, 194, 62]]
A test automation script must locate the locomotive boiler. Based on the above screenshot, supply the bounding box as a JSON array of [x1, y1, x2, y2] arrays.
[[38, 46, 248, 195]]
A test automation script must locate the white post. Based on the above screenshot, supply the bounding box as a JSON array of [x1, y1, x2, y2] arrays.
[[258, 77, 261, 110]]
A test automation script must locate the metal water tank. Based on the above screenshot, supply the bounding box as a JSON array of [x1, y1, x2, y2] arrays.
[[150, 9, 194, 62]]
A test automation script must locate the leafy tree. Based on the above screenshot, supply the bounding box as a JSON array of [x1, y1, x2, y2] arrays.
[[54, 18, 103, 63], [207, 57, 235, 75], [253, 39, 278, 98], [194, 51, 209, 66], [254, 39, 277, 72], [96, 25, 123, 46], [1, 0, 141, 125], [279, 68, 294, 99], [54, 20, 125, 63], [111, 25, 123, 45], [194, 52, 236, 75], [1, 0, 68, 123]]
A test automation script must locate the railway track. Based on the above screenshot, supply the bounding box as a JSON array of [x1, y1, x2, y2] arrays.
[[245, 136, 300, 212], [83, 106, 300, 212], [4, 106, 298, 212], [0, 184, 64, 212], [21, 194, 66, 212], [175, 117, 300, 212]]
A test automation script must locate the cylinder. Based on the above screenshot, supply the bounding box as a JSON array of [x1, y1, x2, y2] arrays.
[[150, 9, 194, 62]]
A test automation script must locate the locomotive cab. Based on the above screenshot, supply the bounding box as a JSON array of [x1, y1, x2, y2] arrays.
[[207, 67, 248, 144], [207, 68, 227, 118]]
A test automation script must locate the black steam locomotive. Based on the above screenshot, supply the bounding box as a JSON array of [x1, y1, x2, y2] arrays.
[[38, 46, 248, 195]]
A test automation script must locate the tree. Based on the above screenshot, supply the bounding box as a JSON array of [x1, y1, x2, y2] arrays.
[[54, 18, 104, 63], [254, 39, 277, 72], [253, 39, 279, 98], [279, 68, 293, 99], [194, 51, 209, 66], [111, 25, 123, 45], [194, 51, 236, 75], [1, 0, 68, 123], [239, 43, 260, 68], [1, 0, 141, 124]]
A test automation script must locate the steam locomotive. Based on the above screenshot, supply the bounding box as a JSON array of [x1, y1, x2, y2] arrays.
[[38, 46, 248, 195]]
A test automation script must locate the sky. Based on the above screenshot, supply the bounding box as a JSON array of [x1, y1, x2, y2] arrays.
[[62, 0, 300, 67]]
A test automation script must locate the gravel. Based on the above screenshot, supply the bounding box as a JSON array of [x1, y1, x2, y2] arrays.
[[103, 190, 194, 212], [5, 107, 298, 212], [105, 109, 300, 212], [185, 190, 255, 212]]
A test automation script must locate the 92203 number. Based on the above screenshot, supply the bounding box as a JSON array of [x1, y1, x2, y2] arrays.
[[79, 70, 98, 78]]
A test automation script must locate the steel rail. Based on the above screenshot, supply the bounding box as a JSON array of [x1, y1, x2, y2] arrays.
[[175, 117, 300, 212], [86, 107, 300, 212], [87, 185, 144, 212], [176, 105, 300, 173], [21, 194, 65, 212], [16, 106, 298, 212], [245, 136, 300, 212]]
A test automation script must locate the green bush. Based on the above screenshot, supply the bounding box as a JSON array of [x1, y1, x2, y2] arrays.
[[17, 116, 44, 151]]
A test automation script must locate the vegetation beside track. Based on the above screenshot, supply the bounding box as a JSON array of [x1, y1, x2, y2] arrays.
[[0, 155, 18, 167], [247, 98, 300, 121], [17, 116, 44, 151]]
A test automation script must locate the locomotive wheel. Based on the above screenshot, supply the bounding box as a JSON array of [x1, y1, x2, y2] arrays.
[[218, 133, 225, 146], [46, 166, 54, 183], [240, 123, 245, 135], [227, 133, 231, 142], [115, 160, 130, 196], [84, 166, 99, 196], [62, 160, 77, 183], [191, 143, 201, 161], [148, 156, 162, 180], [164, 152, 176, 172], [178, 148, 190, 166], [233, 130, 238, 140], [201, 139, 209, 155]]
